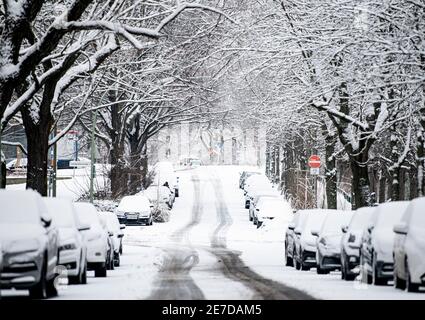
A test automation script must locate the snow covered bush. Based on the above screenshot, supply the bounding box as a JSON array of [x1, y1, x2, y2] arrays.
[[151, 203, 170, 223]]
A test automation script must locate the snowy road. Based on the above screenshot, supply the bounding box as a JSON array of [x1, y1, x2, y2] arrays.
[[2, 166, 425, 300]]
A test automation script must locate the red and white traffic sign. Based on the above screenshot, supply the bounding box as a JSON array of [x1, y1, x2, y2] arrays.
[[308, 155, 321, 168]]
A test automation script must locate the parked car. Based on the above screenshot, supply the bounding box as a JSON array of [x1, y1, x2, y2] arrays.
[[360, 201, 409, 285], [99, 215, 115, 271], [143, 185, 174, 209], [341, 206, 375, 281], [249, 193, 279, 222], [6, 157, 28, 171], [285, 210, 309, 267], [100, 212, 125, 267], [253, 198, 291, 228], [0, 190, 59, 298], [243, 174, 273, 209], [314, 210, 354, 274], [239, 170, 261, 189], [393, 197, 425, 292], [294, 210, 329, 271], [43, 197, 89, 284], [115, 195, 154, 226], [74, 202, 109, 278], [153, 161, 179, 197]]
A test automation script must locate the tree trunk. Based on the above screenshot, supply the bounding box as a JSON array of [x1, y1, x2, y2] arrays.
[[0, 161, 6, 189], [378, 170, 386, 203], [350, 158, 372, 209], [22, 108, 52, 196]]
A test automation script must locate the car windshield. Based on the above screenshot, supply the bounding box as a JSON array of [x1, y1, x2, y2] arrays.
[[303, 213, 327, 232], [0, 192, 40, 224], [106, 215, 120, 231], [44, 199, 76, 228], [74, 203, 101, 226], [350, 207, 375, 230], [376, 202, 409, 229], [322, 212, 353, 234]]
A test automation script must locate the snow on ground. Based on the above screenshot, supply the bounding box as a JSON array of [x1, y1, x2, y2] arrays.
[[3, 165, 425, 300], [6, 164, 108, 200]]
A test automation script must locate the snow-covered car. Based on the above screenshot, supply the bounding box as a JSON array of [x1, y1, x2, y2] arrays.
[[393, 197, 425, 292], [115, 195, 154, 226], [99, 214, 115, 271], [100, 212, 125, 267], [341, 206, 375, 281], [239, 170, 261, 189], [153, 161, 179, 197], [314, 210, 354, 274], [5, 157, 28, 170], [249, 193, 279, 223], [143, 185, 173, 209], [285, 210, 309, 267], [43, 197, 89, 284], [0, 190, 59, 298], [253, 198, 292, 228], [74, 202, 109, 277], [360, 201, 409, 285], [293, 209, 329, 271], [243, 174, 273, 209]]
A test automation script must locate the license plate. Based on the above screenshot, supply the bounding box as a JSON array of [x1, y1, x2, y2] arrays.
[[127, 214, 138, 220]]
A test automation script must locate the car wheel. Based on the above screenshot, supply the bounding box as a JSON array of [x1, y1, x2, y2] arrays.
[[175, 189, 179, 197], [119, 244, 123, 255], [29, 259, 48, 299], [245, 202, 250, 209], [406, 259, 420, 292], [372, 256, 387, 286], [249, 214, 253, 221], [316, 263, 329, 274], [341, 260, 346, 280], [114, 253, 121, 267], [81, 263, 87, 284], [295, 258, 301, 270], [94, 263, 107, 278], [285, 245, 293, 267], [394, 273, 406, 290], [46, 277, 58, 298]]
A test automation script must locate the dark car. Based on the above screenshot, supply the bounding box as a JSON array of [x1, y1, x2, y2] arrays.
[[0, 190, 60, 299]]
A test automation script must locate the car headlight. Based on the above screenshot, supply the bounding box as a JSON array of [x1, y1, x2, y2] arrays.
[[6, 239, 41, 254], [59, 242, 77, 251], [319, 237, 327, 246]]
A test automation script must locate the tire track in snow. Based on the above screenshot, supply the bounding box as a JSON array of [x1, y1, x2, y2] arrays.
[[208, 173, 315, 300], [147, 174, 205, 300]]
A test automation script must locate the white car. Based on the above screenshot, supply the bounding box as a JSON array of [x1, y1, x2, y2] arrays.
[[143, 185, 173, 209], [293, 209, 328, 271], [341, 206, 375, 280], [314, 210, 354, 274], [360, 201, 409, 285], [74, 202, 109, 277], [249, 193, 279, 223], [243, 174, 273, 209], [285, 210, 309, 267], [253, 198, 292, 228], [43, 197, 89, 284], [100, 212, 125, 267], [393, 197, 425, 292], [98, 214, 115, 271], [0, 190, 59, 298], [115, 195, 154, 226], [153, 161, 179, 197]]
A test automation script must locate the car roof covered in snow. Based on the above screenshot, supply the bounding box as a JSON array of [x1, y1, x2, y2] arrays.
[[43, 197, 79, 228], [73, 202, 101, 226], [0, 189, 45, 224], [372, 201, 410, 230]]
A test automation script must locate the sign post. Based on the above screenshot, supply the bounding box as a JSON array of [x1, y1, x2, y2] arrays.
[[308, 155, 321, 208]]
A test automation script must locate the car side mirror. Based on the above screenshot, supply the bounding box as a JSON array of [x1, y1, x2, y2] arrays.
[[367, 225, 374, 233], [393, 223, 408, 235], [117, 234, 124, 238], [78, 224, 90, 232], [341, 225, 348, 233], [311, 230, 319, 237], [150, 205, 154, 208], [294, 228, 301, 235], [108, 231, 114, 237], [288, 223, 295, 230], [41, 217, 52, 228], [256, 208, 259, 211], [120, 224, 126, 230]]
